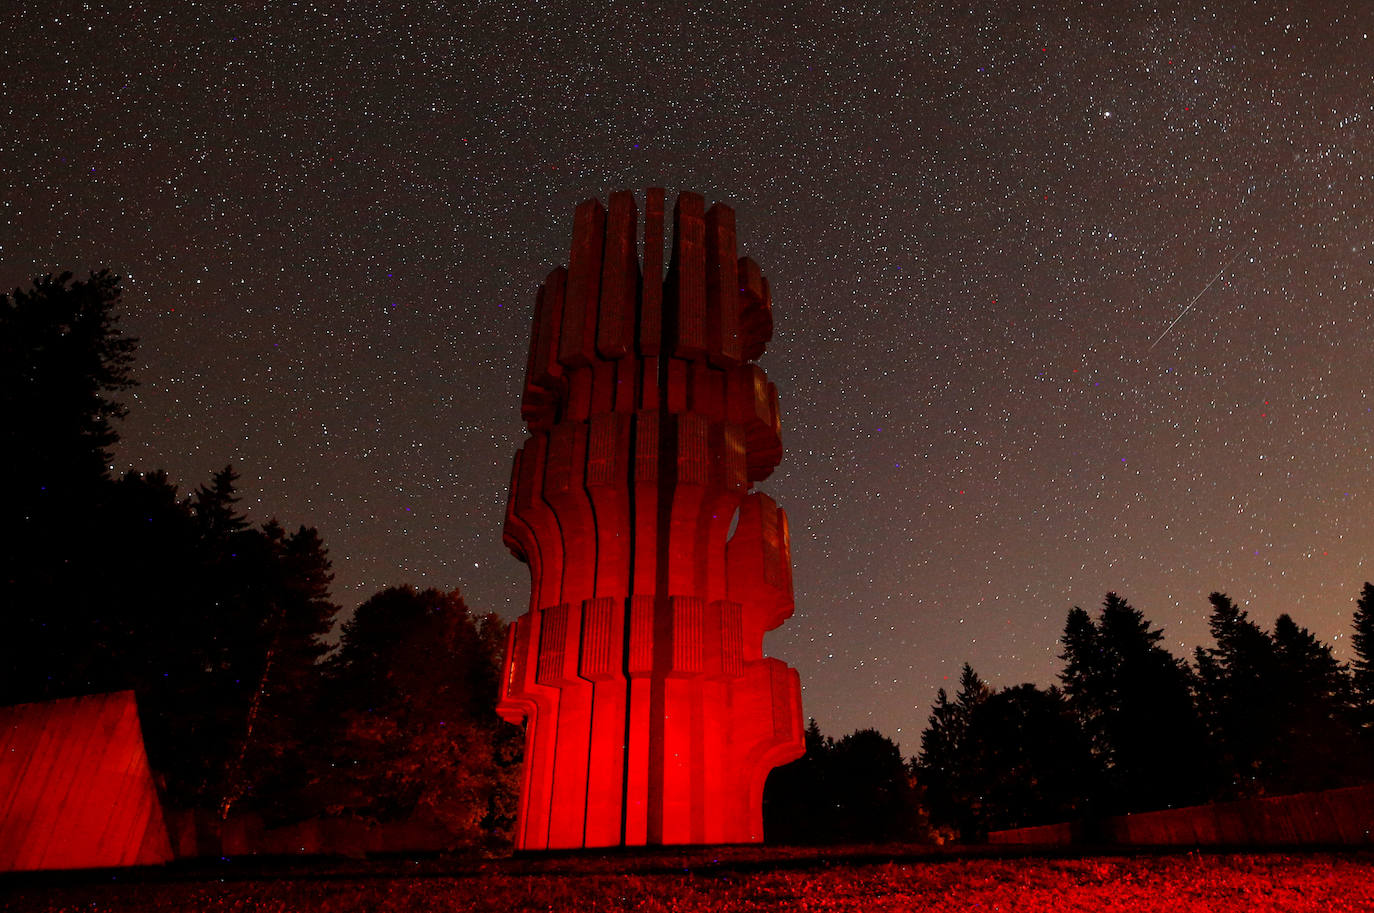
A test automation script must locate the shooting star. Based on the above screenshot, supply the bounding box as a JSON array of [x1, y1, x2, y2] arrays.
[[1147, 249, 1247, 352]]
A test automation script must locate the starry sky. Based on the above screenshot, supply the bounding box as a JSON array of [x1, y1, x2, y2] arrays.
[[5, 1, 1372, 753]]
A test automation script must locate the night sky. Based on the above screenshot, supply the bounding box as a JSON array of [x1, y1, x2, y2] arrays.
[[5, 2, 1372, 752]]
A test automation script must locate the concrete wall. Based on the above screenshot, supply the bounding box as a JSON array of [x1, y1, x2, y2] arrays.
[[989, 784, 1374, 846], [987, 820, 1081, 846], [0, 691, 173, 871]]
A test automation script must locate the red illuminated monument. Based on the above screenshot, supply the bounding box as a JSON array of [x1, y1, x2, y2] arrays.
[[497, 189, 804, 849]]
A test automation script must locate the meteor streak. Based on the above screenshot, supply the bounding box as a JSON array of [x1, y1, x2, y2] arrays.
[[1148, 249, 1246, 352]]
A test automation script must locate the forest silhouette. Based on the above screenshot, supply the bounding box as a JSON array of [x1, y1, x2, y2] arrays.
[[2, 272, 518, 844]]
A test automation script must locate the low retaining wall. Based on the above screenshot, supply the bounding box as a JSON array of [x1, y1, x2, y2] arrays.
[[989, 784, 1374, 847], [987, 821, 1081, 846]]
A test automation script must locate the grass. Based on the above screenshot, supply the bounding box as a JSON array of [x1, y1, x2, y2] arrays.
[[5, 847, 1374, 912]]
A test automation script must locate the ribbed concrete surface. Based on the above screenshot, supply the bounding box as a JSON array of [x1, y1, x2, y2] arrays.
[[0, 690, 172, 870]]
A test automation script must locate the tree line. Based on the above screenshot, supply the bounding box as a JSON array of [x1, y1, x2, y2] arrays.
[[2, 271, 520, 845], [764, 588, 1374, 845], [912, 589, 1374, 841]]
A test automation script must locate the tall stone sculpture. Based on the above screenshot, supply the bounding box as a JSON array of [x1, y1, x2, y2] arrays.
[[498, 189, 803, 850]]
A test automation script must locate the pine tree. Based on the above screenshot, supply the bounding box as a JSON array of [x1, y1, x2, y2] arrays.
[[827, 729, 924, 842], [1058, 607, 1103, 705], [1196, 592, 1281, 797], [919, 689, 958, 779], [1058, 605, 1107, 769], [1058, 594, 1207, 814], [955, 662, 992, 714], [1352, 583, 1374, 732], [918, 665, 989, 787], [915, 688, 960, 838], [193, 465, 249, 540], [2, 271, 138, 701], [763, 717, 831, 843], [963, 684, 1091, 834], [1, 270, 136, 505], [916, 664, 993, 840], [1269, 613, 1362, 789], [220, 523, 338, 821]]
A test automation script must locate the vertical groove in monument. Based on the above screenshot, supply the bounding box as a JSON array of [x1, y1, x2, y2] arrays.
[[498, 189, 804, 850]]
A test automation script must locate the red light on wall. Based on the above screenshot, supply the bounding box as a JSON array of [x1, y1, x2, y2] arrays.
[[0, 691, 172, 871]]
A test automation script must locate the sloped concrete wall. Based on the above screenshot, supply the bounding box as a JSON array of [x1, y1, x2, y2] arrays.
[[0, 691, 172, 870]]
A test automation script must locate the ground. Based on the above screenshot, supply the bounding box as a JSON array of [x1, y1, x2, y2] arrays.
[[5, 847, 1374, 912]]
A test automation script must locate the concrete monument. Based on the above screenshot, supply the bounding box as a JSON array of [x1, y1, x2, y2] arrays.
[[498, 189, 803, 849]]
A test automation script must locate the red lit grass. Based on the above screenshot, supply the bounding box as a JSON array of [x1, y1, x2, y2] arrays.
[[8, 851, 1374, 912]]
